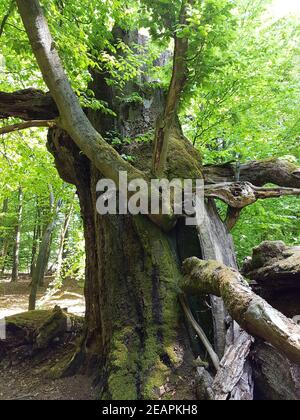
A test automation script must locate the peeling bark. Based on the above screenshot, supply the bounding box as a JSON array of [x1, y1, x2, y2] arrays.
[[212, 331, 254, 400]]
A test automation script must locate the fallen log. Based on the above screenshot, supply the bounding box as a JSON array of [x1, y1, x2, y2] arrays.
[[242, 241, 300, 290], [0, 306, 83, 355], [182, 257, 300, 365], [242, 241, 300, 318]]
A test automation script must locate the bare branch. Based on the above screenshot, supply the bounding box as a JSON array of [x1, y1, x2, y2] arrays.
[[182, 257, 300, 364], [0, 120, 56, 135], [205, 181, 300, 209], [203, 158, 300, 189], [179, 294, 220, 371]]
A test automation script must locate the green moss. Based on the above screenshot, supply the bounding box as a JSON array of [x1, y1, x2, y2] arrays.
[[108, 372, 138, 400], [6, 310, 53, 330], [166, 129, 203, 180], [46, 351, 75, 379], [108, 327, 140, 400], [121, 127, 202, 180], [133, 216, 183, 399], [143, 360, 169, 399]]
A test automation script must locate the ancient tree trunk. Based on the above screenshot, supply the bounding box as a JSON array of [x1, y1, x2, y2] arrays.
[[48, 129, 186, 398], [11, 187, 23, 282]]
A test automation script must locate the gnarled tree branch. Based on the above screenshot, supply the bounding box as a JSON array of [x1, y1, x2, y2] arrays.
[[203, 158, 300, 189], [182, 257, 300, 365], [204, 181, 300, 209]]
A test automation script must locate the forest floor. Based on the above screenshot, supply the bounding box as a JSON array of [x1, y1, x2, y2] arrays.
[[0, 275, 98, 400], [0, 274, 85, 318]]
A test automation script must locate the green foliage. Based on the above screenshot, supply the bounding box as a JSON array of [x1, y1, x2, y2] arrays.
[[0, 0, 299, 276], [232, 197, 300, 264]]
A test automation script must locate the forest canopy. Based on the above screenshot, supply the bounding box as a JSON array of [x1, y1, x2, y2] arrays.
[[0, 0, 299, 271], [0, 0, 299, 402]]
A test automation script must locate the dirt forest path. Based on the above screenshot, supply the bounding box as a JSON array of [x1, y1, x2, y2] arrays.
[[0, 275, 97, 400], [0, 275, 86, 318]]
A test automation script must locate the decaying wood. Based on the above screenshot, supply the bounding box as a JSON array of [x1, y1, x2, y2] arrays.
[[35, 306, 80, 349], [203, 158, 300, 188], [204, 182, 300, 209], [242, 241, 300, 318], [252, 341, 300, 400], [194, 200, 254, 399], [0, 306, 83, 354], [195, 364, 215, 400], [182, 257, 300, 364], [196, 200, 236, 358], [212, 330, 254, 400], [243, 241, 300, 290], [0, 89, 57, 120]]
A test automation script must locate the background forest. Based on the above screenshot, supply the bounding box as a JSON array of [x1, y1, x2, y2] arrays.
[[0, 0, 298, 283], [0, 0, 299, 402]]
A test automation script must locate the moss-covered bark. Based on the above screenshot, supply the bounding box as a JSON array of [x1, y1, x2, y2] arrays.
[[47, 125, 204, 399]]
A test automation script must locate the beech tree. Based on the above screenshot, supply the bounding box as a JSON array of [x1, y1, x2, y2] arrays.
[[0, 0, 299, 400]]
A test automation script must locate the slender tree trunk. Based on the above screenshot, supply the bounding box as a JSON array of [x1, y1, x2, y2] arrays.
[[0, 198, 9, 274], [0, 198, 8, 246], [11, 187, 23, 282], [54, 204, 73, 282], [30, 201, 41, 276], [29, 196, 62, 310]]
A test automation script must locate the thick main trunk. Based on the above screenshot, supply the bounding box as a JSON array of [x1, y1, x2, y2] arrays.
[[48, 128, 194, 399]]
